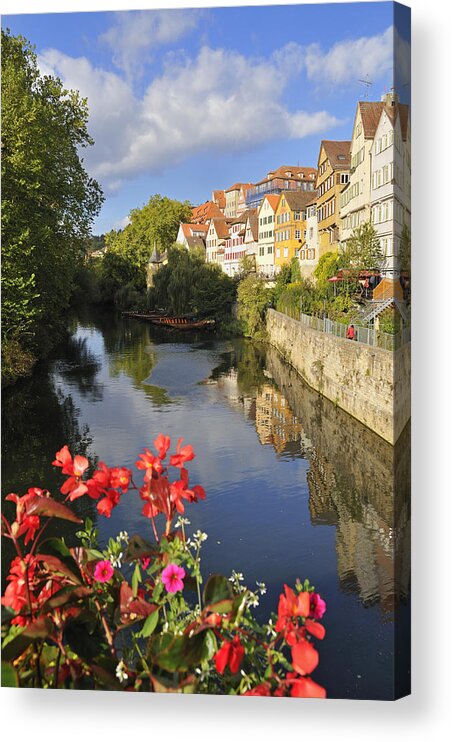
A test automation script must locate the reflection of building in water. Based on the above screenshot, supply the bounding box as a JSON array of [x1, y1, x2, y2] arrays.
[[264, 344, 411, 619], [213, 368, 255, 421], [308, 446, 410, 617], [255, 383, 311, 456], [210, 341, 410, 619]]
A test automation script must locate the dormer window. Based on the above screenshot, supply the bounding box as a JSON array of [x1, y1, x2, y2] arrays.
[[285, 171, 292, 177], [338, 155, 346, 161]]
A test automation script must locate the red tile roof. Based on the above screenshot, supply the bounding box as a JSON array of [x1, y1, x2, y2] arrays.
[[254, 165, 317, 187], [319, 141, 351, 169], [225, 182, 254, 193], [191, 201, 224, 223], [212, 189, 226, 209]]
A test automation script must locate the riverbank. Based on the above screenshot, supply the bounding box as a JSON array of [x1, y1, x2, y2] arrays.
[[266, 309, 410, 445]]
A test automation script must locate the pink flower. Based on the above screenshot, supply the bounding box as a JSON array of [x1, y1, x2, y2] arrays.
[[94, 560, 114, 583], [161, 563, 185, 593], [310, 592, 326, 620]]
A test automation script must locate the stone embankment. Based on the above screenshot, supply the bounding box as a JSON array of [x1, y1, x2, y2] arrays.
[[266, 309, 410, 444]]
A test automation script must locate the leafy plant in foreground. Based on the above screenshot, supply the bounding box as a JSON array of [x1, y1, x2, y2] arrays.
[[1, 435, 327, 697]]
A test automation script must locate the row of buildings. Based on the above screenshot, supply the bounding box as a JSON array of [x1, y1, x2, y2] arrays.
[[173, 91, 410, 298]]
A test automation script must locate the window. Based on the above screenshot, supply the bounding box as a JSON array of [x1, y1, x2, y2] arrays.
[[276, 248, 281, 258], [267, 245, 273, 254], [340, 173, 349, 184], [283, 248, 288, 258], [293, 211, 300, 221], [295, 230, 301, 239]]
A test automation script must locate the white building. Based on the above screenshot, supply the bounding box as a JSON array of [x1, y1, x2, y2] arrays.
[[256, 195, 278, 277], [205, 218, 230, 265], [243, 209, 258, 263], [223, 214, 247, 276], [299, 194, 318, 279], [339, 100, 385, 244], [370, 91, 410, 280]]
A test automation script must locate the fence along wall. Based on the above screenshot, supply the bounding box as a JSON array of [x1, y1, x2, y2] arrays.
[[266, 309, 410, 444]]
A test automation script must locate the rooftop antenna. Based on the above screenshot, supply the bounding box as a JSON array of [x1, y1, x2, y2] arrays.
[[358, 75, 373, 100]]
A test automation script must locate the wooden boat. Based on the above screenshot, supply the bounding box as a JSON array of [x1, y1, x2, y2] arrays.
[[121, 311, 215, 331], [148, 316, 216, 331]]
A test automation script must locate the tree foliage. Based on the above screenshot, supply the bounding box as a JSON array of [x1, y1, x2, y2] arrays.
[[151, 246, 236, 322], [104, 195, 193, 276], [237, 275, 272, 339], [1, 29, 103, 368], [399, 224, 411, 273], [341, 222, 383, 279], [313, 252, 343, 297]]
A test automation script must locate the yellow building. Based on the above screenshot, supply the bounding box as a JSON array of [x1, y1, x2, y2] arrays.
[[274, 190, 316, 270], [315, 140, 350, 258]]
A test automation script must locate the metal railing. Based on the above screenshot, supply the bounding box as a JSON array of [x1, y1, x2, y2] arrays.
[[276, 307, 411, 351]]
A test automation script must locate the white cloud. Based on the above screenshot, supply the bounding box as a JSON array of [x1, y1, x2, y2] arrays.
[[38, 44, 340, 192], [112, 214, 131, 231], [305, 26, 394, 87], [99, 9, 202, 80]]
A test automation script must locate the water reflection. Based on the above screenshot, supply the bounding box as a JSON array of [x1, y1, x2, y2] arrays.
[[207, 341, 410, 619], [1, 308, 410, 698]]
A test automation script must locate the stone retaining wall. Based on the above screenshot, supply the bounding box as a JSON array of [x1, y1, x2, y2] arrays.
[[266, 309, 410, 444]]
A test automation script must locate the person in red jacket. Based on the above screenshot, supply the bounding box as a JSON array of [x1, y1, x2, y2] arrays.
[[346, 324, 355, 340]]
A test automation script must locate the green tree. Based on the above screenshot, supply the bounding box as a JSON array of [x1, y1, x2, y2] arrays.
[[105, 195, 193, 275], [1, 29, 103, 377], [341, 222, 383, 280], [237, 275, 272, 339], [399, 224, 411, 273], [151, 246, 236, 322], [314, 252, 342, 296]]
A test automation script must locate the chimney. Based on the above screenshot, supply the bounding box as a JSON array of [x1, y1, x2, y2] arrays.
[[381, 88, 399, 108]]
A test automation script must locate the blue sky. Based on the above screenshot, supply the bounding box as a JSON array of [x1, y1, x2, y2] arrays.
[[3, 2, 410, 234]]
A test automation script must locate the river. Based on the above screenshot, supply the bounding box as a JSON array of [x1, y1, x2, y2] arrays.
[[1, 305, 410, 699]]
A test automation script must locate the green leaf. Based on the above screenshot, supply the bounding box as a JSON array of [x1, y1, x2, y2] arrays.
[[63, 612, 105, 661], [131, 563, 141, 597], [1, 661, 18, 687], [203, 574, 233, 609], [140, 610, 159, 638], [150, 629, 217, 673], [1, 617, 53, 662], [151, 673, 197, 694]]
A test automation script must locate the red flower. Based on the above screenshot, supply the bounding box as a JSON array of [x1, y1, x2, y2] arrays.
[[243, 683, 271, 696], [275, 585, 310, 633], [97, 489, 121, 518], [305, 618, 326, 640], [169, 438, 195, 468], [5, 492, 41, 545], [53, 446, 89, 501], [289, 676, 326, 698], [214, 635, 244, 675], [52, 445, 74, 475], [1, 555, 37, 620], [291, 638, 319, 676], [136, 448, 164, 476], [86, 462, 112, 499], [110, 467, 132, 493], [154, 434, 171, 460]]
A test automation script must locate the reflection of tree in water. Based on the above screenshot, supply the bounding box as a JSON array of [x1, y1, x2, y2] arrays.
[[209, 338, 268, 395], [54, 335, 103, 401], [2, 367, 98, 586]]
